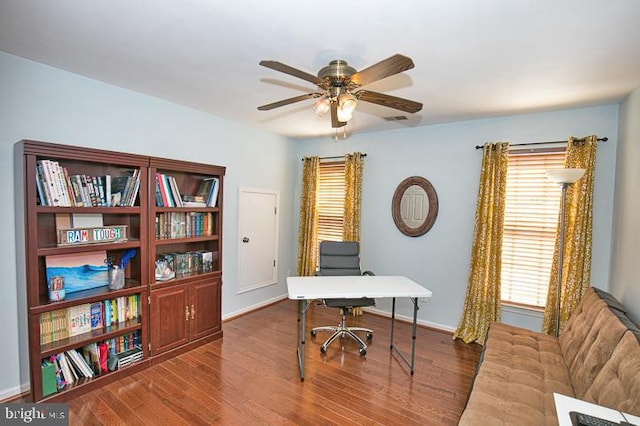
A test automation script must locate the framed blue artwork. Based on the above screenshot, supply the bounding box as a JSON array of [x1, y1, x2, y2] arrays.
[[45, 250, 109, 293]]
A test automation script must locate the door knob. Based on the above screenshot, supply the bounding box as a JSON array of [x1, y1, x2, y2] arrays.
[[242, 237, 250, 243]]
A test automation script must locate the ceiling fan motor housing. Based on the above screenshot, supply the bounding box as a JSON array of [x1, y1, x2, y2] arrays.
[[318, 60, 357, 84]]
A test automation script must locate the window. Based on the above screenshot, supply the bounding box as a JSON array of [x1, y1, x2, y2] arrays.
[[501, 149, 565, 308], [317, 160, 345, 243]]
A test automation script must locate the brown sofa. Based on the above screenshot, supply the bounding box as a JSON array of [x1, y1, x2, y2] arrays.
[[459, 287, 640, 425]]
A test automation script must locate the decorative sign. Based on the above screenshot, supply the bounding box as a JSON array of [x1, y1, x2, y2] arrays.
[[57, 225, 128, 246]]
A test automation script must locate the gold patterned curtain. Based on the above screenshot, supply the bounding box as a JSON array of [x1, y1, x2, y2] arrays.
[[343, 152, 365, 315], [297, 156, 319, 276], [343, 152, 364, 242], [453, 142, 509, 345], [542, 135, 598, 335]]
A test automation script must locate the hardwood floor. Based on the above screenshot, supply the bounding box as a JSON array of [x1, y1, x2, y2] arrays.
[[68, 300, 481, 425]]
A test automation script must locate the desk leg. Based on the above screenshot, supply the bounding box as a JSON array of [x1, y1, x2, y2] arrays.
[[296, 300, 308, 382], [390, 297, 396, 350], [409, 297, 419, 375], [389, 297, 420, 375]]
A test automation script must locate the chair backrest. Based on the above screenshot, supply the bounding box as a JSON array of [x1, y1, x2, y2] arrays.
[[318, 241, 362, 276]]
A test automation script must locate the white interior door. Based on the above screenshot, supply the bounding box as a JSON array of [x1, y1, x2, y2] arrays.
[[238, 187, 279, 293]]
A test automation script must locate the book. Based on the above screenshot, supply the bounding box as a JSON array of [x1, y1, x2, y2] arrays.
[[82, 342, 101, 376], [97, 342, 109, 373], [127, 169, 141, 206], [207, 177, 219, 207], [110, 170, 136, 207], [90, 302, 104, 330], [68, 304, 91, 336], [41, 360, 57, 397], [195, 178, 213, 201], [57, 351, 75, 384], [167, 175, 183, 207], [66, 349, 93, 378], [154, 178, 164, 207], [35, 162, 50, 205]]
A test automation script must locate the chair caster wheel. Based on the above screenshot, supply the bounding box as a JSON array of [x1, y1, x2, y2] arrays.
[[359, 348, 367, 356], [320, 346, 327, 354], [310, 329, 316, 337], [366, 332, 373, 341]]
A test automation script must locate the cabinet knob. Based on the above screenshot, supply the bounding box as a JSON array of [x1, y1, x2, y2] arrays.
[[242, 237, 250, 243], [185, 305, 189, 321], [191, 304, 195, 320]]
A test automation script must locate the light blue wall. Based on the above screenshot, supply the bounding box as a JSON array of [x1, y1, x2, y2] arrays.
[[0, 52, 297, 399], [0, 49, 628, 400], [294, 105, 619, 332], [610, 86, 640, 321]]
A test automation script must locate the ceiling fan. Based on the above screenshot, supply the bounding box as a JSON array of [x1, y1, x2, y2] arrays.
[[257, 54, 423, 128]]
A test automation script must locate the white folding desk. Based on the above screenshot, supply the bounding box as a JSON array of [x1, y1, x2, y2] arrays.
[[287, 275, 433, 381], [554, 393, 640, 426]]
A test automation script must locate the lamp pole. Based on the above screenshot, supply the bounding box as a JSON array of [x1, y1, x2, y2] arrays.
[[546, 168, 585, 338], [556, 182, 568, 338]]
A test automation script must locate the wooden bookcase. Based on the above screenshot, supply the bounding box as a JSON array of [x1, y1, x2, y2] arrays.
[[14, 140, 225, 401], [148, 157, 224, 361]]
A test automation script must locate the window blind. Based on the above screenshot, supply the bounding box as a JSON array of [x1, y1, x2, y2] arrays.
[[501, 150, 565, 307], [317, 160, 345, 243]]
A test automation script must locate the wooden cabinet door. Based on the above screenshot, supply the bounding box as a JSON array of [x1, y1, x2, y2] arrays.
[[190, 278, 221, 340], [150, 284, 190, 355]]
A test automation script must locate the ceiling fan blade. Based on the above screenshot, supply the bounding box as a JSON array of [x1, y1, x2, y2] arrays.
[[356, 90, 423, 113], [350, 54, 415, 87], [330, 103, 347, 128], [257, 93, 322, 111], [259, 60, 324, 86]]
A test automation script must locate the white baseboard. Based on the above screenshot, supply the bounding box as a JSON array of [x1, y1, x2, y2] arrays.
[[363, 307, 456, 333], [222, 297, 456, 334], [0, 382, 28, 402], [222, 294, 288, 321]]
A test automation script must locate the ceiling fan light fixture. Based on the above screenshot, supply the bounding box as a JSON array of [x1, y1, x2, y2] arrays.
[[337, 105, 353, 122], [312, 95, 330, 116], [338, 92, 357, 114]]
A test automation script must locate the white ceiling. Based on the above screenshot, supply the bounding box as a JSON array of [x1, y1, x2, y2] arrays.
[[2, 0, 640, 140]]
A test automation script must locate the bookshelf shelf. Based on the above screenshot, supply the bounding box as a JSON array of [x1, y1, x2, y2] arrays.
[[32, 282, 144, 313], [40, 319, 143, 357], [36, 240, 141, 256], [35, 206, 142, 214], [154, 235, 219, 245], [16, 139, 224, 402]]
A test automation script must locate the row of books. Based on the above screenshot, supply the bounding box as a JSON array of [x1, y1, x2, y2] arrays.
[[36, 159, 140, 207], [155, 211, 214, 239], [42, 331, 141, 395], [155, 172, 184, 207], [154, 174, 220, 208], [40, 296, 141, 345], [155, 251, 215, 281]]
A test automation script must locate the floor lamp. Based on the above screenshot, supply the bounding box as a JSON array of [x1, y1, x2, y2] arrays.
[[546, 168, 586, 337]]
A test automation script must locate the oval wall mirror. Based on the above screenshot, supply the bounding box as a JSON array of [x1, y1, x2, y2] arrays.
[[391, 176, 438, 237]]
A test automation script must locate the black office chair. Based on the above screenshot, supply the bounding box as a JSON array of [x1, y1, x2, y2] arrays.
[[310, 241, 375, 356]]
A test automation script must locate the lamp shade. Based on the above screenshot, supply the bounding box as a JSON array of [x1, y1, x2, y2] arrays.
[[546, 168, 586, 184]]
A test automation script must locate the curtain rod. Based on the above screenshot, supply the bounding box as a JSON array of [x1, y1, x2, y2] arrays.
[[301, 153, 367, 161], [474, 137, 608, 150]]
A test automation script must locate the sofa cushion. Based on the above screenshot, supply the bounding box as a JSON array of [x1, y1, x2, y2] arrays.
[[564, 304, 630, 398], [559, 287, 608, 368], [458, 322, 574, 425], [582, 331, 640, 416]]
